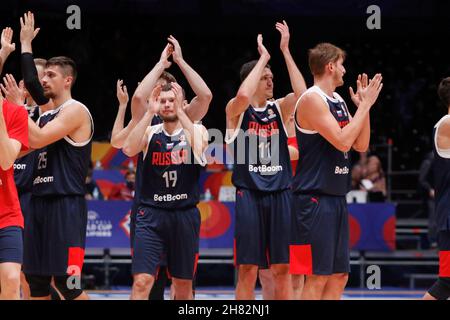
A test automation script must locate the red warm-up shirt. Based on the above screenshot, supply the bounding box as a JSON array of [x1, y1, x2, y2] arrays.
[[0, 100, 29, 229]]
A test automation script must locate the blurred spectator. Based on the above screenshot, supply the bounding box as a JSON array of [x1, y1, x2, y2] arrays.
[[109, 170, 136, 201], [85, 168, 104, 200], [418, 151, 437, 248], [360, 154, 387, 202], [351, 164, 364, 190]]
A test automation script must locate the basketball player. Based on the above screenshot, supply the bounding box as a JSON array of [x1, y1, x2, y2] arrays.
[[123, 82, 208, 300], [423, 77, 450, 300], [226, 20, 307, 300], [0, 94, 29, 300], [18, 11, 92, 300], [1, 62, 45, 300], [290, 42, 382, 300]]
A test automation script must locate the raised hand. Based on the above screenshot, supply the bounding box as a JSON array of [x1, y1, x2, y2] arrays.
[[147, 84, 162, 114], [159, 43, 173, 69], [116, 79, 129, 106], [358, 73, 383, 108], [20, 11, 40, 45], [0, 27, 16, 56], [349, 73, 369, 107], [0, 74, 25, 106], [275, 20, 290, 52], [167, 35, 183, 64], [257, 34, 270, 60], [171, 82, 184, 114]]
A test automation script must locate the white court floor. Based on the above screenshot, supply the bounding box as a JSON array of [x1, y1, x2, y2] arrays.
[[86, 287, 426, 300]]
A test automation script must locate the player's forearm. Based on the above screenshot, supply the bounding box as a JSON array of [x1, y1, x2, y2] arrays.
[[110, 106, 130, 148], [352, 113, 370, 152], [177, 109, 205, 161], [123, 110, 153, 157], [282, 49, 307, 98], [131, 61, 166, 121], [0, 49, 11, 75], [0, 116, 19, 169], [237, 54, 269, 100], [338, 105, 371, 151], [177, 59, 213, 105]]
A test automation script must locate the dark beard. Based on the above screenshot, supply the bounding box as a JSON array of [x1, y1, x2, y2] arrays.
[[44, 91, 56, 99], [159, 114, 178, 122]]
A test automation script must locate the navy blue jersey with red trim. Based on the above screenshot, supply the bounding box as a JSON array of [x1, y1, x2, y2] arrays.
[[32, 99, 93, 197], [226, 101, 292, 191], [292, 86, 351, 196], [133, 115, 164, 209], [139, 124, 204, 209], [432, 115, 450, 231]]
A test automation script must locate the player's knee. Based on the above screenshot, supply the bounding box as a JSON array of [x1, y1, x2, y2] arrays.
[[429, 277, 450, 300], [173, 279, 192, 297], [53, 275, 83, 300], [25, 274, 51, 297], [239, 265, 258, 282], [1, 270, 21, 291], [270, 264, 289, 277], [331, 273, 349, 286], [133, 273, 154, 292]]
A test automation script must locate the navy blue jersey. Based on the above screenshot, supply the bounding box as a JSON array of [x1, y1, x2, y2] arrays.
[[139, 124, 205, 209], [14, 105, 40, 194], [26, 105, 40, 122], [432, 115, 450, 231], [133, 115, 164, 209], [226, 101, 292, 191], [292, 86, 351, 196], [32, 99, 94, 197], [14, 153, 36, 194]]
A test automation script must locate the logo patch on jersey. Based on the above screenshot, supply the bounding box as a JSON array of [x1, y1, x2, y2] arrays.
[[178, 135, 187, 146], [156, 140, 162, 147], [267, 109, 277, 119], [336, 110, 343, 117], [166, 143, 174, 150]]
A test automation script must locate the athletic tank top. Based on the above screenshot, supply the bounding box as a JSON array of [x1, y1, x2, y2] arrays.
[[226, 101, 292, 191], [32, 99, 94, 197], [292, 86, 351, 196], [432, 115, 450, 230], [139, 124, 205, 209]]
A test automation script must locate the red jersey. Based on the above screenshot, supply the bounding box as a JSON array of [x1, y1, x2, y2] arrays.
[[0, 100, 29, 229]]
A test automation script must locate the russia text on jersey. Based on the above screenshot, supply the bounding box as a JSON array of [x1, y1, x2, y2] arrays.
[[151, 149, 189, 165], [248, 121, 279, 137]]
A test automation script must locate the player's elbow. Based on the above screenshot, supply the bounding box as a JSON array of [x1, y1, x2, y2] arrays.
[[122, 144, 137, 158], [110, 135, 123, 149], [352, 144, 369, 153], [235, 90, 250, 104]]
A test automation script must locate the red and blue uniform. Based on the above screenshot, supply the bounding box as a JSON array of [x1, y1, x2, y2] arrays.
[[23, 99, 93, 276], [290, 86, 351, 275], [132, 123, 204, 280], [226, 101, 292, 268]]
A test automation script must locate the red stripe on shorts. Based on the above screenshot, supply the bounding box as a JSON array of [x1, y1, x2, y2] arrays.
[[439, 250, 450, 277], [289, 244, 313, 275], [67, 247, 85, 275], [193, 253, 199, 277]]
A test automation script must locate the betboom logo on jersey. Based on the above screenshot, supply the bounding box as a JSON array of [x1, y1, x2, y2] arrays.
[[248, 164, 283, 174], [13, 163, 26, 170], [154, 193, 188, 202], [335, 166, 349, 175], [33, 175, 54, 185]]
